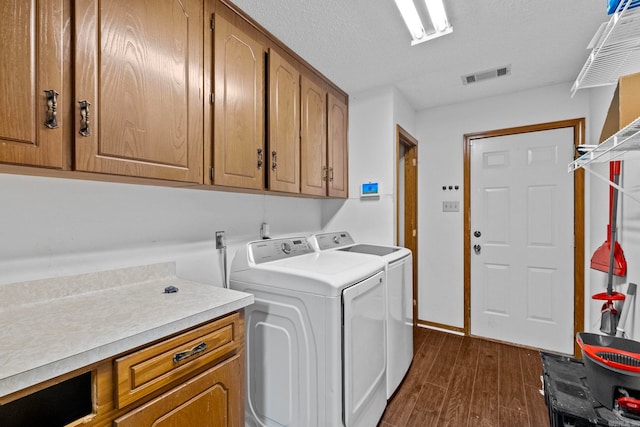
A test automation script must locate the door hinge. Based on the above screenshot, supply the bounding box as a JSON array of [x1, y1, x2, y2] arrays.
[[210, 17, 214, 31], [209, 93, 214, 104]]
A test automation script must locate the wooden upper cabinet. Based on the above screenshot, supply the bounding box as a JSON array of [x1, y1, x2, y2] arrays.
[[74, 0, 204, 183], [0, 0, 66, 168], [327, 92, 348, 198], [268, 49, 300, 194], [212, 11, 265, 190], [300, 74, 327, 196]]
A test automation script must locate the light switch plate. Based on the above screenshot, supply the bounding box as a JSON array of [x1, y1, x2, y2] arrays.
[[442, 201, 460, 212]]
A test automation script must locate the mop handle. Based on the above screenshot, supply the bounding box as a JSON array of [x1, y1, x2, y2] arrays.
[[607, 162, 621, 296]]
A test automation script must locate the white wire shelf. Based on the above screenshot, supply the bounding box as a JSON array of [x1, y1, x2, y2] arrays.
[[568, 115, 640, 173], [571, 2, 640, 96]]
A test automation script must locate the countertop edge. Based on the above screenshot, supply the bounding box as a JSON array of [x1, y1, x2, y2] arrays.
[[0, 294, 253, 399]]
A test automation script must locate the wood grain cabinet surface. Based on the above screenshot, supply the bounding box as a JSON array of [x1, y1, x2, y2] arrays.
[[114, 354, 243, 427], [114, 311, 242, 409], [2, 0, 348, 197], [300, 74, 349, 198], [300, 74, 328, 196], [267, 48, 301, 194], [327, 92, 349, 198], [0, 0, 67, 168], [91, 311, 244, 427], [212, 8, 266, 190], [74, 0, 204, 183]]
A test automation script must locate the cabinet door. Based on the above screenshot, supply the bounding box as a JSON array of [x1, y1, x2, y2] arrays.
[[114, 354, 244, 427], [75, 0, 203, 183], [300, 74, 327, 196], [213, 12, 265, 190], [327, 92, 348, 198], [268, 49, 300, 194], [0, 0, 65, 168]]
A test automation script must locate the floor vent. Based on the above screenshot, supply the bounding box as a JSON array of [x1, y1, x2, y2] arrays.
[[462, 65, 511, 85]]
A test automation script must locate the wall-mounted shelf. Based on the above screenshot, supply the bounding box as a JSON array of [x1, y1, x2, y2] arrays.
[[569, 115, 640, 204], [571, 2, 640, 96], [569, 115, 640, 172]]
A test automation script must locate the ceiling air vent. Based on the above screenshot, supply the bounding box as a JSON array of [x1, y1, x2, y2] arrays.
[[462, 65, 511, 85]]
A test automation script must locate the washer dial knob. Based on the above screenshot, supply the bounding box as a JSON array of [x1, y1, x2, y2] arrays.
[[281, 242, 292, 254]]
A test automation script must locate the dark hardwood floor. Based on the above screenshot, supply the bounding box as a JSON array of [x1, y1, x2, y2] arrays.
[[379, 327, 550, 427]]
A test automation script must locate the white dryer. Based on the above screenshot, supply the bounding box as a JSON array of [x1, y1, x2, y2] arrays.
[[308, 232, 413, 399], [230, 236, 387, 427]]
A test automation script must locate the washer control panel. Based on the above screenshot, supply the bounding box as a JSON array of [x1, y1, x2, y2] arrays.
[[250, 237, 314, 264]]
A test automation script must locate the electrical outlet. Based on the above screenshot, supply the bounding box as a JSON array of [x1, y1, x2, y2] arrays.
[[442, 201, 460, 212], [215, 231, 225, 249]]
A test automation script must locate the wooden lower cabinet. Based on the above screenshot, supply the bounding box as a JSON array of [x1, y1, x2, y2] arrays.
[[114, 354, 243, 427], [82, 311, 245, 427]]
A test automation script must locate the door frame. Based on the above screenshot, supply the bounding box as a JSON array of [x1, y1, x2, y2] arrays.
[[463, 118, 585, 355], [396, 125, 419, 325]]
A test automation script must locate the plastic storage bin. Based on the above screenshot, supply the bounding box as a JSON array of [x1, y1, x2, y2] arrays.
[[608, 0, 640, 14]]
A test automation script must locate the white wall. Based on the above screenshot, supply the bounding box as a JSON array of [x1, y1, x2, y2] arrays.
[[0, 173, 322, 286], [322, 87, 415, 244], [6, 80, 635, 343], [2, 85, 415, 293], [415, 82, 592, 329]]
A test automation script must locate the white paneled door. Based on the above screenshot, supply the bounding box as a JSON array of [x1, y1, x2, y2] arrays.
[[470, 127, 574, 354]]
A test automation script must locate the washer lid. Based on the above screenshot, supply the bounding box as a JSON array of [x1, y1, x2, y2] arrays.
[[339, 244, 400, 256], [231, 249, 385, 296]]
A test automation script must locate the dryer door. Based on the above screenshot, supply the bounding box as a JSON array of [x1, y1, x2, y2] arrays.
[[342, 271, 386, 427]]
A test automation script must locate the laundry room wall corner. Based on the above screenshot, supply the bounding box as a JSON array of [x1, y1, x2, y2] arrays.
[[322, 86, 416, 246]]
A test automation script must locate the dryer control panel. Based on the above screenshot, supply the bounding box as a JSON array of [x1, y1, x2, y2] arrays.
[[249, 237, 314, 264], [312, 231, 355, 250]]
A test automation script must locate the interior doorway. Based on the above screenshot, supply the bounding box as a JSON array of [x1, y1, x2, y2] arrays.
[[396, 124, 419, 325], [463, 118, 585, 355]]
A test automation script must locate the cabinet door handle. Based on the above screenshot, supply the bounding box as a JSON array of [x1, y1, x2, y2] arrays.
[[329, 167, 334, 182], [173, 341, 207, 364], [44, 90, 59, 129], [322, 166, 328, 181], [271, 151, 277, 170], [257, 148, 263, 169], [78, 100, 91, 137]]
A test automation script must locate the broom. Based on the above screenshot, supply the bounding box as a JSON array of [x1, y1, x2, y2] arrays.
[[591, 161, 626, 335]]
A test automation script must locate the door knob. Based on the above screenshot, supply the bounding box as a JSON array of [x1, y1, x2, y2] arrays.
[[473, 244, 481, 254], [474, 231, 481, 238]]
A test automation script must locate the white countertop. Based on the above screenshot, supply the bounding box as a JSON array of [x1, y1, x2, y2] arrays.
[[0, 263, 253, 398]]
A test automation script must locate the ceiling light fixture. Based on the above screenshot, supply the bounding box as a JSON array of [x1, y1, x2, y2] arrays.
[[394, 0, 452, 45], [424, 0, 450, 33], [395, 0, 425, 40]]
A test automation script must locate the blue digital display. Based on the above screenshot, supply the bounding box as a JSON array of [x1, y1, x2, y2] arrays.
[[361, 182, 379, 195]]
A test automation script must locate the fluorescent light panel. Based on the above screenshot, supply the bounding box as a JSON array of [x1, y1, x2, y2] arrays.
[[394, 0, 452, 45], [425, 0, 450, 33], [395, 0, 425, 40]]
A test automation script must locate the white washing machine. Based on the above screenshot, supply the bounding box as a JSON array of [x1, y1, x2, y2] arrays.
[[230, 236, 387, 427], [308, 231, 413, 399]]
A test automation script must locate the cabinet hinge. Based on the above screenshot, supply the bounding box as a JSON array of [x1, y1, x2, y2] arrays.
[[210, 17, 214, 31], [210, 93, 214, 104]]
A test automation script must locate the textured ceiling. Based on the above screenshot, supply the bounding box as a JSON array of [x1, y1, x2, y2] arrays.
[[229, 0, 610, 110]]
